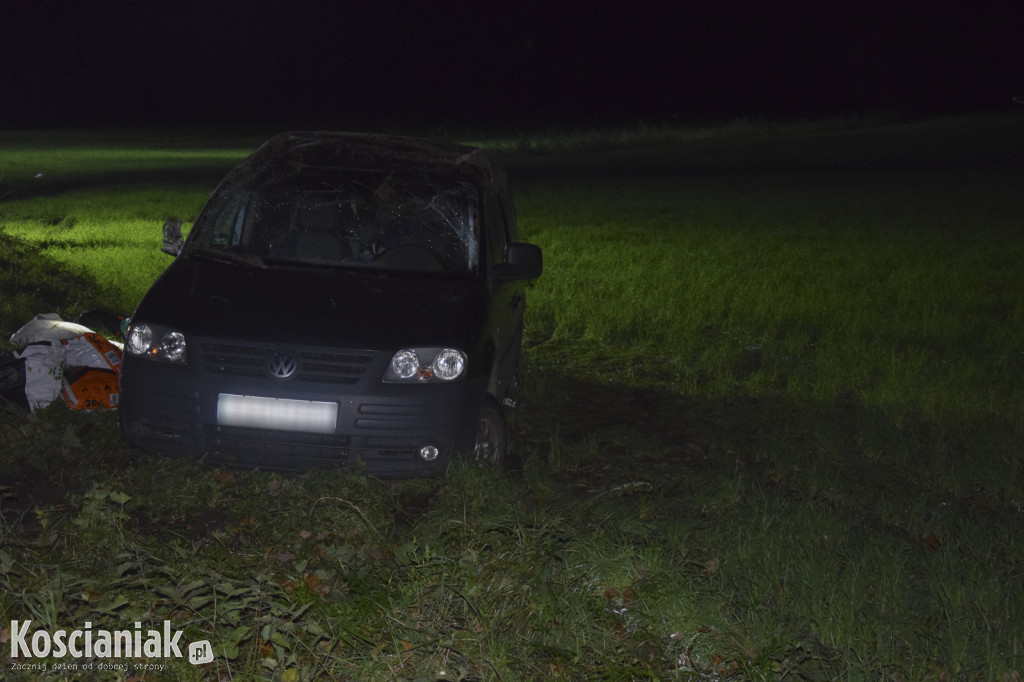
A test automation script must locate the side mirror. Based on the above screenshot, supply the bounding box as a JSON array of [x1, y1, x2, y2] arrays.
[[161, 218, 183, 257], [497, 242, 543, 281]]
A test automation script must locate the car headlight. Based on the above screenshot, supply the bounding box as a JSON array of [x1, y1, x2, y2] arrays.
[[126, 322, 188, 365], [384, 348, 466, 383]]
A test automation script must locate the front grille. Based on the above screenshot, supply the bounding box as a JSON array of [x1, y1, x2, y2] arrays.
[[355, 402, 446, 431], [295, 351, 371, 384], [202, 342, 264, 377], [201, 342, 373, 385], [204, 425, 350, 468]]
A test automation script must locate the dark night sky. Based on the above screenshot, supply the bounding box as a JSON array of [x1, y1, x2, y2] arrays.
[[3, 1, 1023, 131]]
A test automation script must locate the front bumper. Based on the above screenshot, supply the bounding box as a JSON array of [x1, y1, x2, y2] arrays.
[[119, 339, 484, 478]]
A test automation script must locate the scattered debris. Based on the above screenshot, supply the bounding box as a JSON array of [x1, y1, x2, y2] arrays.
[[1, 313, 123, 412]]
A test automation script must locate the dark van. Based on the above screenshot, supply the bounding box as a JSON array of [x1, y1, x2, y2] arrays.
[[119, 132, 541, 478]]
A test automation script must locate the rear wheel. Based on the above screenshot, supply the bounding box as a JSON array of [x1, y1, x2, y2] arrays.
[[473, 398, 507, 466]]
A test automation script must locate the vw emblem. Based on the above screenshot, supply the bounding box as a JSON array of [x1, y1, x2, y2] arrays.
[[267, 351, 298, 379]]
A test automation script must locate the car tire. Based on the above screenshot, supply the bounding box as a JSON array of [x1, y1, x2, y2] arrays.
[[473, 398, 507, 466]]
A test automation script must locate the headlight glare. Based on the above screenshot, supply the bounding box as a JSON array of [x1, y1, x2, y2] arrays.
[[384, 347, 466, 383], [161, 331, 187, 363], [126, 322, 188, 365], [390, 350, 420, 379], [126, 324, 153, 356], [433, 348, 465, 381]]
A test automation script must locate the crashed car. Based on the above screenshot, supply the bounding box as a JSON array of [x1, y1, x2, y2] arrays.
[[118, 132, 541, 477]]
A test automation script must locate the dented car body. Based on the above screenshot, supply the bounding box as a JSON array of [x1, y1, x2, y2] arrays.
[[119, 132, 541, 477]]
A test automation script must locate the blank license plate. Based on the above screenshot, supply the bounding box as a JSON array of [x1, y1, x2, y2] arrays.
[[217, 394, 338, 434]]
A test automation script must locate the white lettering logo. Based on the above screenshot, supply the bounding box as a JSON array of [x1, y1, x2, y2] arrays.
[[9, 620, 208, 666], [189, 640, 214, 665]]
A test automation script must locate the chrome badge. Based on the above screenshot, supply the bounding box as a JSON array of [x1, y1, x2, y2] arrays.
[[266, 351, 298, 379]]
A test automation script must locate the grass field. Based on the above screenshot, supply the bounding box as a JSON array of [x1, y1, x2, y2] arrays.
[[2, 114, 1023, 680]]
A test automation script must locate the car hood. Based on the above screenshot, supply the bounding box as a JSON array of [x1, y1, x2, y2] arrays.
[[133, 256, 487, 350]]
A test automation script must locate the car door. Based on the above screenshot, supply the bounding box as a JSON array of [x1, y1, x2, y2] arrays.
[[484, 184, 525, 403]]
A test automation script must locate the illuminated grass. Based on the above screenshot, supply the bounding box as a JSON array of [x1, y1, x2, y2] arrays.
[[1, 116, 1023, 680], [510, 116, 1024, 427], [523, 211, 1024, 424]]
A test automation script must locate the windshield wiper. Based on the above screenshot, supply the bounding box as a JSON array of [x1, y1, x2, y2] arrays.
[[258, 256, 389, 275], [188, 248, 266, 268]]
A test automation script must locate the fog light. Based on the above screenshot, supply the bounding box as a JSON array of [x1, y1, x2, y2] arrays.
[[419, 445, 440, 462]]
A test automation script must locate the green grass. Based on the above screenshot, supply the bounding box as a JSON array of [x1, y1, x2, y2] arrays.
[[2, 114, 1023, 680]]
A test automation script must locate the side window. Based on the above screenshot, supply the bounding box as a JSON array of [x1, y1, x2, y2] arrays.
[[194, 192, 250, 249]]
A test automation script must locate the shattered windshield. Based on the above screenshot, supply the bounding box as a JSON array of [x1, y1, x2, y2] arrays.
[[188, 170, 480, 275]]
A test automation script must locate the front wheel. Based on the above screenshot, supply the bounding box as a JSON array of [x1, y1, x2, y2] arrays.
[[473, 399, 507, 466]]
